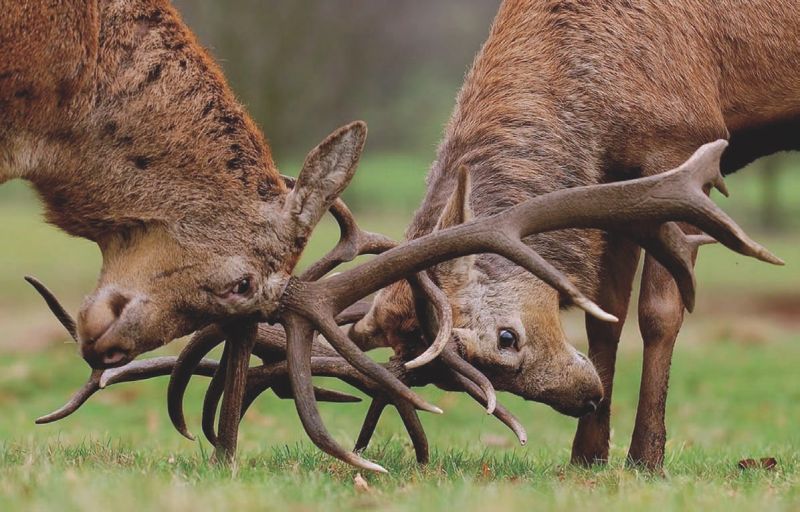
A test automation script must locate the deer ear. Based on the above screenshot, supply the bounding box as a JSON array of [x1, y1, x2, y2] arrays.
[[434, 165, 476, 291], [282, 121, 367, 262], [435, 165, 473, 230]]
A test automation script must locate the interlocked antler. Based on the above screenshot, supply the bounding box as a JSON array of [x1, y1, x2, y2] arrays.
[[29, 140, 780, 473], [29, 273, 525, 467], [267, 139, 780, 470], [187, 310, 527, 465], [171, 184, 517, 471], [28, 187, 518, 469]]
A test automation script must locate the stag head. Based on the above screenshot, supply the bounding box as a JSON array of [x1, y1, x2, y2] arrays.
[[353, 166, 603, 417], [353, 141, 783, 418], [69, 122, 366, 369]]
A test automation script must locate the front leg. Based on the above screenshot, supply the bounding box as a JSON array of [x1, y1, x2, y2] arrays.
[[628, 251, 691, 470], [571, 236, 640, 465]]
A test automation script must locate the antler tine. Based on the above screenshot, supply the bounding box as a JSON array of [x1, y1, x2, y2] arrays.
[[629, 222, 700, 311], [36, 356, 220, 425], [279, 175, 395, 283], [403, 273, 454, 371], [648, 140, 782, 265], [393, 399, 430, 464], [167, 326, 226, 440], [354, 400, 387, 455], [614, 141, 781, 310], [300, 196, 397, 281], [214, 322, 257, 463], [448, 370, 528, 446], [406, 273, 497, 414], [284, 313, 389, 473], [100, 356, 218, 388], [24, 276, 78, 341], [36, 369, 103, 424], [201, 344, 229, 446]]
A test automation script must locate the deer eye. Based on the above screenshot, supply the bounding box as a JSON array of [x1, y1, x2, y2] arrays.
[[498, 328, 518, 350], [215, 277, 254, 299], [231, 277, 252, 296]]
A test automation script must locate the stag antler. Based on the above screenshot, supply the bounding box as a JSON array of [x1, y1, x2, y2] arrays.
[[265, 139, 779, 470], [26, 280, 361, 425], [29, 140, 780, 473], [171, 185, 511, 470]]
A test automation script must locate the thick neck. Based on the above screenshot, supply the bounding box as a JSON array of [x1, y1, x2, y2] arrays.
[[21, 0, 286, 242]]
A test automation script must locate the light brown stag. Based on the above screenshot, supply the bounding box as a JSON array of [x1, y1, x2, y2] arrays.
[[352, 0, 797, 470], [0, 0, 455, 470]]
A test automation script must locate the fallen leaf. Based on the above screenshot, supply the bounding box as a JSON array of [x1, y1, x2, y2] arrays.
[[761, 457, 778, 469], [738, 457, 778, 470], [354, 472, 370, 493]]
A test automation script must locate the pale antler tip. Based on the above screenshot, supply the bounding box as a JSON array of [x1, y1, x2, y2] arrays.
[[361, 460, 389, 474], [576, 299, 618, 323], [426, 404, 444, 415], [404, 353, 434, 370], [485, 394, 497, 415], [759, 249, 785, 266], [715, 178, 730, 198]]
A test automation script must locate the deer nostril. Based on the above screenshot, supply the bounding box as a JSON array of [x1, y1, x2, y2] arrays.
[[79, 291, 131, 344], [101, 348, 130, 367]]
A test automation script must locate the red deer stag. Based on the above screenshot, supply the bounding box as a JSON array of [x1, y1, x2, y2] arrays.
[[3, 0, 482, 471], [352, 0, 796, 470]]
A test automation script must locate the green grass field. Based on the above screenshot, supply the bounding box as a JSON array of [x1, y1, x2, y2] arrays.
[[1, 156, 799, 511]]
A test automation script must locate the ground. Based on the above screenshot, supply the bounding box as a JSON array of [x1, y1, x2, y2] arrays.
[[1, 159, 798, 511]]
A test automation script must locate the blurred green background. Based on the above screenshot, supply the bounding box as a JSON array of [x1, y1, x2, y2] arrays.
[[1, 2, 799, 510]]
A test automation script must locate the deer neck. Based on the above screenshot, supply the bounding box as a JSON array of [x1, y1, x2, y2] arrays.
[[8, 0, 285, 243]]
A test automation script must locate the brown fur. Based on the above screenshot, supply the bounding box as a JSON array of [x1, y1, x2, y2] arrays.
[[356, 0, 799, 467], [1, 1, 367, 368]]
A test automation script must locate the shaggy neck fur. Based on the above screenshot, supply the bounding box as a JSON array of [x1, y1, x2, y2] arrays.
[[1, 0, 286, 245]]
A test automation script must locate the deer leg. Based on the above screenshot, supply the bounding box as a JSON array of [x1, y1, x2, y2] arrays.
[[571, 237, 640, 465], [628, 249, 693, 470]]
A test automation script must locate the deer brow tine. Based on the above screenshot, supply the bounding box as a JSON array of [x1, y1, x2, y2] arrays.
[[25, 276, 77, 341]]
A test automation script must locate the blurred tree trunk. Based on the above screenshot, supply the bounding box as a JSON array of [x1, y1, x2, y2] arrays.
[[760, 155, 784, 232]]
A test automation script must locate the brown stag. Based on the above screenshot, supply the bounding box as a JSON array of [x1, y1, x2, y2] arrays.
[[352, 0, 797, 470], [0, 0, 450, 469]]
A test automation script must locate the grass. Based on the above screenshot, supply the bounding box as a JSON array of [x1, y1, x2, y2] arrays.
[[1, 154, 800, 510], [1, 337, 798, 511]]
